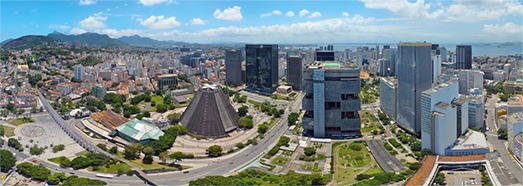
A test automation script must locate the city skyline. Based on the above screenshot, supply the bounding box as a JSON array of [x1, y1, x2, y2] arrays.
[[2, 0, 523, 43]]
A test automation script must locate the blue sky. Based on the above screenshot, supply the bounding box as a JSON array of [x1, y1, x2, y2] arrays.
[[1, 0, 522, 43]]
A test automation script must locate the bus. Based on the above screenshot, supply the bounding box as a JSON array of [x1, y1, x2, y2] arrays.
[[95, 174, 114, 179]]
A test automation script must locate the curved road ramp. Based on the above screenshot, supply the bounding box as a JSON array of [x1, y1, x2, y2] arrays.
[[366, 139, 407, 173]]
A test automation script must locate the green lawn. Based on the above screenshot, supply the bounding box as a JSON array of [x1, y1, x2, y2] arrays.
[[338, 143, 371, 168], [337, 167, 362, 185], [89, 163, 132, 173], [301, 162, 321, 172], [48, 156, 68, 164], [3, 125, 15, 137], [363, 165, 384, 175], [360, 112, 379, 133], [271, 156, 289, 166], [151, 95, 164, 105], [282, 150, 293, 156]]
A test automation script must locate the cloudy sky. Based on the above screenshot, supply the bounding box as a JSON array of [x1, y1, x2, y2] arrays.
[[1, 0, 522, 43]]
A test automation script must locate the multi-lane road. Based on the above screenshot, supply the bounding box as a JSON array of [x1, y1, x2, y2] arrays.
[[485, 94, 523, 184]]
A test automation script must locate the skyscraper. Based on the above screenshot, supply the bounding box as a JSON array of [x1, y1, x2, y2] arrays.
[[315, 51, 335, 61], [225, 49, 243, 86], [380, 77, 396, 120], [396, 42, 433, 133], [74, 65, 84, 81], [456, 45, 472, 69], [302, 61, 361, 138], [245, 44, 278, 95], [287, 54, 303, 90], [458, 70, 484, 94]]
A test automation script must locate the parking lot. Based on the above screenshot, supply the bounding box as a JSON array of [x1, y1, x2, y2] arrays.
[[442, 170, 482, 185]]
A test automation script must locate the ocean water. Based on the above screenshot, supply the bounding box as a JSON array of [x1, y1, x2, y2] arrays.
[[330, 43, 523, 57]]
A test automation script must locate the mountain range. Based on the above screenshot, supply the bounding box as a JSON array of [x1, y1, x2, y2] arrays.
[[1, 32, 186, 49]]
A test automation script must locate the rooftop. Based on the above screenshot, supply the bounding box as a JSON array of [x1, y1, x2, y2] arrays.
[[452, 94, 468, 105], [508, 94, 523, 105], [508, 112, 523, 124], [158, 74, 177, 78], [399, 42, 432, 47], [115, 119, 164, 141], [448, 130, 488, 150], [435, 102, 451, 109], [422, 81, 456, 96], [380, 77, 397, 86]]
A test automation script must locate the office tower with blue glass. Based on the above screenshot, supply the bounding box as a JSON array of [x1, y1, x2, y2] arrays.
[[396, 42, 433, 133]]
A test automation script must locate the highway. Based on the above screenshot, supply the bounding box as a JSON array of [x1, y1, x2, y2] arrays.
[[485, 94, 523, 184]]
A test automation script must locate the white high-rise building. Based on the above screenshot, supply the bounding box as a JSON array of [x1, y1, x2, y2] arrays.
[[458, 70, 484, 95], [432, 55, 442, 84], [74, 65, 85, 81], [421, 81, 459, 155]]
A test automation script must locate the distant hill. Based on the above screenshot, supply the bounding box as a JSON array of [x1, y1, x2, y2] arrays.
[[48, 31, 127, 48], [118, 35, 171, 47], [2, 35, 58, 50], [1, 38, 13, 46]]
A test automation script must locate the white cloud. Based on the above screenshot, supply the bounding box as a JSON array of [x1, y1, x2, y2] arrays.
[[139, 15, 180, 29], [360, 0, 523, 22], [342, 12, 350, 17], [260, 13, 272, 18], [308, 11, 321, 18], [143, 15, 377, 43], [79, 12, 107, 30], [139, 0, 173, 6], [299, 9, 310, 17], [285, 11, 295, 17], [213, 6, 243, 21], [100, 29, 143, 38], [190, 18, 206, 25], [483, 22, 523, 34], [260, 10, 284, 18], [70, 27, 87, 35], [49, 24, 71, 32], [107, 8, 111, 12], [79, 0, 96, 5]]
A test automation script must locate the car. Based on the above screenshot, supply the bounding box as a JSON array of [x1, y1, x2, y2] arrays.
[[183, 171, 189, 174]]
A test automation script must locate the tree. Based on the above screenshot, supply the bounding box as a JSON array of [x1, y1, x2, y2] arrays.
[[109, 146, 118, 154], [53, 144, 66, 153], [288, 112, 299, 125], [498, 129, 508, 139], [206, 145, 223, 157], [239, 116, 253, 129], [0, 149, 16, 172], [47, 172, 66, 185], [0, 125, 4, 136], [236, 142, 245, 149], [159, 151, 169, 164], [70, 156, 91, 169], [169, 151, 185, 163], [167, 112, 181, 124], [238, 106, 248, 117], [411, 141, 421, 151], [434, 172, 445, 184], [96, 144, 107, 151], [142, 147, 155, 164], [257, 124, 268, 134], [156, 103, 169, 113], [7, 102, 14, 112], [124, 143, 143, 160], [304, 147, 316, 156]]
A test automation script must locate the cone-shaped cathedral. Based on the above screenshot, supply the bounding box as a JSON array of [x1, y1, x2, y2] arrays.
[[180, 84, 240, 138]]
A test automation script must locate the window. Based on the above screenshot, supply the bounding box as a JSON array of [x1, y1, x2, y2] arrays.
[[325, 102, 340, 110], [341, 94, 357, 100], [341, 111, 356, 119]]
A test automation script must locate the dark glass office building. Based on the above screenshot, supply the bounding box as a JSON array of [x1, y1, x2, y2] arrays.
[[225, 49, 243, 86], [287, 55, 303, 90], [456, 45, 472, 69], [245, 44, 278, 95]]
